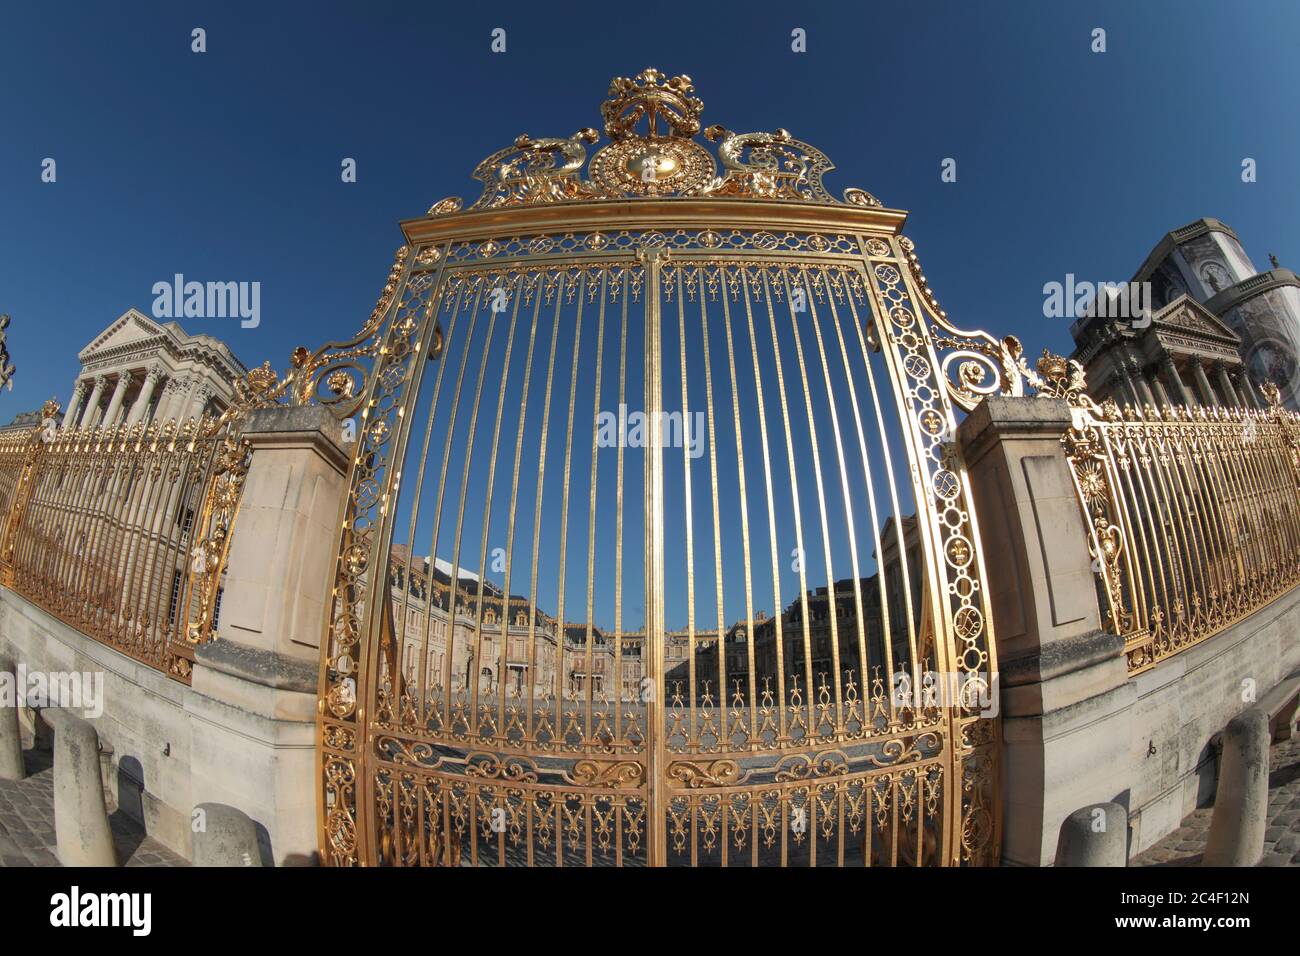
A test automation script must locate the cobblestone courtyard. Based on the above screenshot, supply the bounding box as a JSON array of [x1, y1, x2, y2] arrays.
[[1133, 734, 1300, 867], [0, 748, 186, 867]]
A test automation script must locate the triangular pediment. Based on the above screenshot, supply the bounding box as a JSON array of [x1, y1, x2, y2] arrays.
[[79, 308, 169, 360], [1150, 294, 1240, 343]]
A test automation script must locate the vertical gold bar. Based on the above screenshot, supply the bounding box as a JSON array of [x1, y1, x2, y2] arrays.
[[641, 246, 668, 868], [525, 273, 567, 745], [758, 267, 804, 743], [582, 271, 609, 742], [889, 774, 899, 867], [446, 277, 498, 736], [1183, 426, 1229, 614], [697, 266, 722, 752], [717, 267, 751, 748], [401, 277, 467, 729], [613, 270, 628, 749], [805, 266, 868, 731], [1108, 426, 1152, 639], [428, 282, 484, 728], [842, 279, 908, 723], [552, 270, 587, 744], [825, 271, 885, 722], [737, 268, 771, 744], [1166, 425, 1212, 620], [498, 276, 546, 745], [781, 267, 841, 735], [470, 271, 525, 745], [675, 265, 698, 752]]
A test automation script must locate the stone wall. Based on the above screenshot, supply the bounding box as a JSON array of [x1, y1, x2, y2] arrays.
[[1125, 587, 1300, 853], [0, 589, 195, 857], [0, 404, 350, 865], [960, 394, 1300, 864]]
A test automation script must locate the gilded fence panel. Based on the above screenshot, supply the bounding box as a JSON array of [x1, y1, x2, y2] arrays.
[[1051, 358, 1300, 674]]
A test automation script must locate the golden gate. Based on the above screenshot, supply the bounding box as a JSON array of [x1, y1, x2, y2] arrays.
[[314, 68, 1023, 866]]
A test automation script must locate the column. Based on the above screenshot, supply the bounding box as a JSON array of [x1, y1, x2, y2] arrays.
[[187, 405, 351, 865], [61, 381, 87, 430], [126, 366, 164, 426], [188, 382, 215, 421], [102, 371, 134, 426], [156, 377, 186, 423], [1103, 372, 1126, 407], [1130, 362, 1155, 406], [1161, 355, 1195, 407], [1149, 372, 1172, 407], [1115, 366, 1140, 407], [1213, 360, 1241, 409], [1191, 360, 1218, 407], [957, 396, 1134, 866], [77, 375, 108, 429], [1234, 369, 1263, 409], [169, 376, 193, 421]]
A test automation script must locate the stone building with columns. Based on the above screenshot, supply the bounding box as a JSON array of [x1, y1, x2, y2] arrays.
[[1070, 218, 1300, 411], [59, 307, 247, 431], [1069, 293, 1262, 410]]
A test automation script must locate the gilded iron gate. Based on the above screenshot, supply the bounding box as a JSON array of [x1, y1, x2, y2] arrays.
[[316, 69, 1018, 866]]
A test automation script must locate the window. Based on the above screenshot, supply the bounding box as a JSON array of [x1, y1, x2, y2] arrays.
[[168, 569, 183, 624]]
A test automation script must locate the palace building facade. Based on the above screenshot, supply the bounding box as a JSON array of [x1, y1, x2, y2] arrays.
[[57, 308, 247, 430], [1069, 218, 1300, 411]]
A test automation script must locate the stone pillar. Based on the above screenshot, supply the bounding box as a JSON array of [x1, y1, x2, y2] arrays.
[[1149, 373, 1172, 407], [958, 396, 1136, 866], [126, 366, 164, 427], [78, 375, 108, 429], [1235, 369, 1263, 409], [102, 372, 134, 427], [190, 382, 216, 421], [1203, 708, 1270, 866], [1115, 367, 1140, 407], [156, 377, 186, 422], [1242, 369, 1263, 408], [172, 377, 197, 420], [1192, 360, 1217, 407], [186, 405, 350, 865], [1130, 363, 1155, 407], [0, 654, 24, 781], [1213, 361, 1241, 409], [61, 381, 87, 430], [1161, 356, 1195, 407], [192, 803, 265, 866], [43, 708, 116, 866], [171, 378, 205, 422], [1055, 802, 1128, 866]]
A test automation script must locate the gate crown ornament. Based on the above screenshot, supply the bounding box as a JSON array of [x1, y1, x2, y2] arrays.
[[443, 66, 884, 211], [601, 67, 702, 141]]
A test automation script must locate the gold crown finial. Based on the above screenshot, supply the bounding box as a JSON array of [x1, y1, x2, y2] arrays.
[[601, 67, 703, 141], [447, 67, 882, 210]]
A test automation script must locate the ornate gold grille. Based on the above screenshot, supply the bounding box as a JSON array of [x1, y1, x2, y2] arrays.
[[317, 68, 1016, 866], [1051, 359, 1300, 674], [0, 400, 254, 682]]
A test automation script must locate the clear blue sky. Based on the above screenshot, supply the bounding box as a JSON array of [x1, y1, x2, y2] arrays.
[[2, 1, 1296, 415], [4, 2, 1298, 633]]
